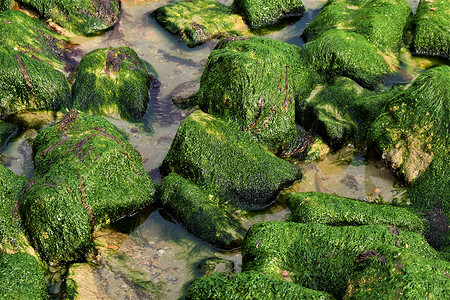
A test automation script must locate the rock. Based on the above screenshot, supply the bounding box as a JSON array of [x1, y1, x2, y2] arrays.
[[197, 257, 235, 275], [20, 110, 156, 263], [0, 252, 47, 299], [159, 173, 246, 250], [412, 0, 449, 59], [168, 80, 199, 109], [286, 191, 424, 233], [160, 110, 301, 210], [186, 270, 334, 299], [18, 0, 120, 35], [152, 0, 250, 47], [71, 47, 157, 122], [232, 0, 305, 29], [65, 263, 110, 300], [242, 222, 445, 298], [199, 37, 316, 150]]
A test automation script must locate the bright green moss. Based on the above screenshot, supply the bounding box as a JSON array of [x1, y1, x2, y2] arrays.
[[0, 164, 29, 255], [160, 110, 302, 211], [71, 47, 156, 122], [158, 173, 246, 249], [345, 245, 450, 299], [286, 192, 424, 232], [0, 121, 17, 148], [300, 29, 393, 88], [18, 0, 120, 35], [0, 0, 12, 11], [152, 0, 250, 47], [242, 222, 441, 298], [0, 252, 47, 299], [21, 110, 156, 263], [232, 0, 305, 29], [302, 0, 412, 54], [187, 270, 334, 299], [199, 37, 317, 150], [412, 0, 449, 59]]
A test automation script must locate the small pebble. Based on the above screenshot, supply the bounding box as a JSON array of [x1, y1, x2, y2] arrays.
[[281, 270, 289, 277], [130, 127, 138, 133], [374, 188, 380, 194]]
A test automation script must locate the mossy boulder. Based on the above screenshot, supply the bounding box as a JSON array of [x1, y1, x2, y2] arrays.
[[20, 110, 156, 263], [0, 121, 18, 148], [242, 222, 444, 298], [300, 29, 394, 88], [232, 0, 305, 30], [152, 0, 250, 48], [0, 164, 30, 255], [0, 252, 47, 299], [302, 0, 413, 54], [295, 77, 403, 149], [199, 37, 317, 150], [186, 270, 334, 299], [286, 192, 424, 232], [0, 0, 13, 11], [160, 110, 301, 210], [158, 172, 246, 249], [412, 0, 449, 59], [71, 47, 157, 122], [18, 0, 120, 35]]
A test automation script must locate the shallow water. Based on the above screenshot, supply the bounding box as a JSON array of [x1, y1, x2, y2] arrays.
[[0, 0, 425, 298]]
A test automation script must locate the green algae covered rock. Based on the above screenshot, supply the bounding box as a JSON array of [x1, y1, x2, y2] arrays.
[[242, 222, 442, 298], [159, 172, 246, 250], [302, 0, 412, 54], [160, 110, 301, 211], [20, 110, 156, 263], [345, 245, 450, 299], [0, 164, 30, 255], [71, 47, 157, 122], [296, 77, 404, 149], [0, 252, 47, 299], [0, 0, 12, 11], [232, 0, 305, 29], [412, 0, 450, 59], [199, 37, 317, 150], [300, 29, 393, 88], [286, 192, 424, 233], [186, 270, 334, 299], [18, 0, 120, 35], [0, 121, 17, 148], [152, 0, 250, 48]]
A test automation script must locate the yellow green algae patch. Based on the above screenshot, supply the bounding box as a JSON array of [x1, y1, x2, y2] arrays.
[[286, 191, 424, 233], [71, 47, 157, 122], [412, 0, 449, 60], [242, 222, 449, 299], [158, 173, 246, 250], [152, 0, 250, 47], [199, 37, 318, 151], [20, 110, 156, 263], [231, 0, 305, 30], [17, 0, 120, 35], [160, 110, 302, 211]]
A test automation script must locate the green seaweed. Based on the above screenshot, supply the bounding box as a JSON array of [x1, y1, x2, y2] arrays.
[[299, 29, 393, 88], [18, 0, 120, 35], [412, 0, 449, 59], [71, 47, 156, 122], [0, 252, 47, 299], [286, 191, 424, 232], [242, 222, 442, 298], [0, 0, 12, 11], [187, 270, 334, 299], [21, 110, 156, 263], [232, 0, 305, 30], [199, 37, 318, 150], [159, 173, 246, 249], [160, 110, 302, 211], [152, 0, 250, 47]]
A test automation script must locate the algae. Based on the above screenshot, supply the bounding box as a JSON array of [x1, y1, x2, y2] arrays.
[[0, 252, 47, 299], [71, 47, 157, 122], [232, 0, 305, 30], [0, 0, 12, 11], [412, 0, 449, 59], [18, 0, 120, 35], [21, 110, 156, 263], [160, 110, 302, 210], [152, 0, 250, 47]]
